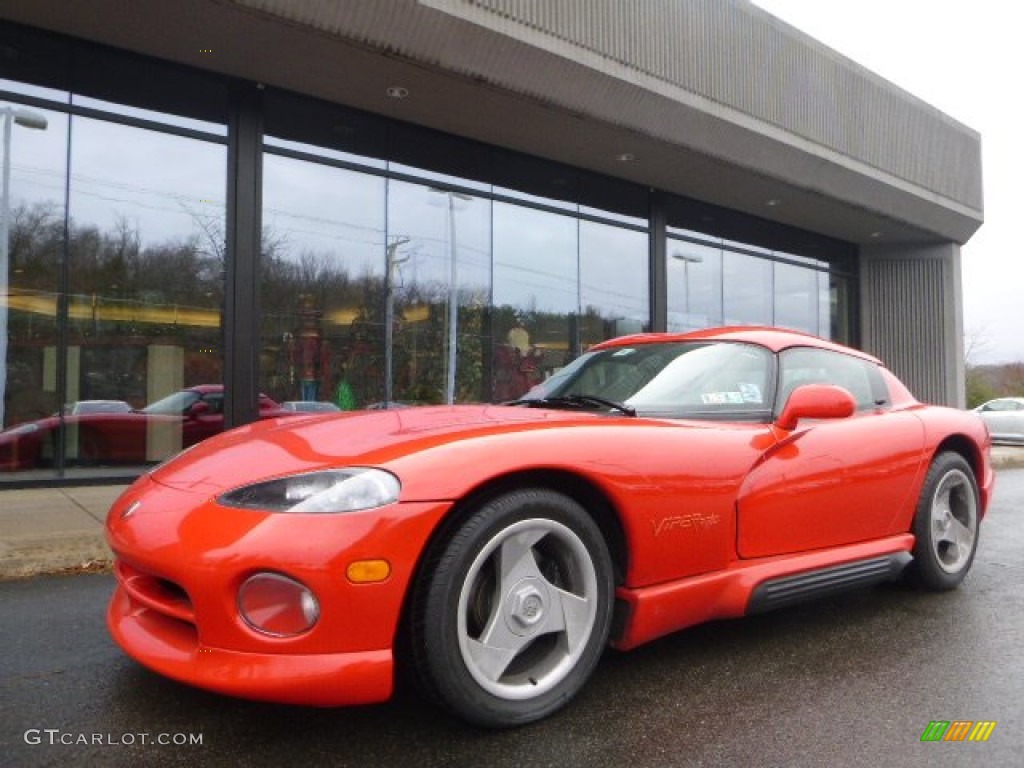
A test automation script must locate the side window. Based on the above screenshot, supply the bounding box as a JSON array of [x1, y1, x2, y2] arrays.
[[777, 348, 885, 412], [200, 393, 225, 414], [987, 400, 1022, 412]]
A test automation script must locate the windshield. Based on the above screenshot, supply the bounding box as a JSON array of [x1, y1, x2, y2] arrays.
[[518, 341, 774, 420], [142, 390, 201, 415]]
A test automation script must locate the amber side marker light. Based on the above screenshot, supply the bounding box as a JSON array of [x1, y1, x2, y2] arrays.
[[347, 560, 391, 584]]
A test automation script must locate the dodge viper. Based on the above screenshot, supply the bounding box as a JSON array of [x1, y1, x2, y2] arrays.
[[105, 327, 993, 727]]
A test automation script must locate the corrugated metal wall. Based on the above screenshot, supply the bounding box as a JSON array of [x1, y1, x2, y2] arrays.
[[862, 256, 954, 405], [456, 0, 981, 212]]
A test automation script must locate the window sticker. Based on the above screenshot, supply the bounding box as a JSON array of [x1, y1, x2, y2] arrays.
[[701, 392, 745, 405], [738, 383, 762, 403]]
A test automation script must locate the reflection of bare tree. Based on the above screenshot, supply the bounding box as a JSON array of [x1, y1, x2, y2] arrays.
[[8, 201, 503, 419], [5, 202, 229, 422], [8, 201, 63, 289], [9, 201, 225, 311]]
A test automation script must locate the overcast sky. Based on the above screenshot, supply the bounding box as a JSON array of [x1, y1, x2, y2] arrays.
[[753, 0, 1023, 365]]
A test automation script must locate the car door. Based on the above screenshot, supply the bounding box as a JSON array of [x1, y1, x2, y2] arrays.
[[181, 392, 226, 446], [736, 347, 926, 558]]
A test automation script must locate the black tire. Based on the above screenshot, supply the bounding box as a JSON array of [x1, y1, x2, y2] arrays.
[[409, 488, 614, 728], [907, 452, 980, 591]]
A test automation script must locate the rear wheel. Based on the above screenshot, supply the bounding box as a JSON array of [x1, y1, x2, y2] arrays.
[[409, 488, 614, 727], [907, 452, 980, 591]]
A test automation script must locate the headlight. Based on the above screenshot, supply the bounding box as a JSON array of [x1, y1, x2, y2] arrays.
[[218, 468, 401, 513]]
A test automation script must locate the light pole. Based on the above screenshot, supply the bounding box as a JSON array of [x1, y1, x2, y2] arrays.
[[384, 235, 411, 407], [672, 251, 703, 327], [1, 105, 48, 428], [429, 188, 472, 405]]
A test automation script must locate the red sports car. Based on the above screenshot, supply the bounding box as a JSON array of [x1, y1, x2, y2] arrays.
[[105, 327, 993, 727]]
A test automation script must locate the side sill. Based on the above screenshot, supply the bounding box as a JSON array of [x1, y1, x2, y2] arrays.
[[746, 551, 912, 614], [611, 533, 914, 651]]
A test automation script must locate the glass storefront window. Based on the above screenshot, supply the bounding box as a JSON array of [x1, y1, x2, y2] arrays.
[[723, 250, 773, 326], [492, 203, 578, 401], [386, 181, 491, 405], [388, 162, 491, 194], [823, 272, 851, 343], [72, 95, 227, 136], [64, 117, 227, 468], [667, 239, 723, 332], [773, 261, 820, 333], [0, 103, 67, 476], [0, 80, 68, 103], [580, 221, 648, 346], [260, 154, 387, 411], [265, 135, 386, 170]]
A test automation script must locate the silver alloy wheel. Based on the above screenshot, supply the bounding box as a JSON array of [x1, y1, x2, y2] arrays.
[[456, 517, 599, 701], [929, 468, 978, 574]]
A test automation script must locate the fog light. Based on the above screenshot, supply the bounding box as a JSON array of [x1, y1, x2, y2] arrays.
[[238, 572, 319, 637]]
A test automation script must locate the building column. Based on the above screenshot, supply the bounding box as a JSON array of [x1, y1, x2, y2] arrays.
[[649, 189, 667, 333], [224, 82, 263, 428], [859, 242, 965, 407]]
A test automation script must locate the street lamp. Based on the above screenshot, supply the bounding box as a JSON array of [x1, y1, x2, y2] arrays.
[[429, 187, 472, 405], [384, 235, 411, 407], [1, 105, 48, 428], [671, 251, 703, 324]]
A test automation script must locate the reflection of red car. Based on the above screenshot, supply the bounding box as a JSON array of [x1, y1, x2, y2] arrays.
[[106, 328, 993, 727], [0, 385, 291, 471]]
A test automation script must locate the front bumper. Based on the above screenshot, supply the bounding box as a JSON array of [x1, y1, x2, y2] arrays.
[[108, 584, 393, 706], [106, 476, 451, 706]]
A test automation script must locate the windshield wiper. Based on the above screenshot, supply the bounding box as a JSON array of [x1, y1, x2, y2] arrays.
[[507, 394, 636, 417]]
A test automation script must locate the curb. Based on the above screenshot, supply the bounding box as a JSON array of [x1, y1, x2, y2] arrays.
[[991, 446, 1024, 471]]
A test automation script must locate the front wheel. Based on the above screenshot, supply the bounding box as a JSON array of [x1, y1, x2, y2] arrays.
[[907, 452, 980, 591], [409, 488, 614, 727]]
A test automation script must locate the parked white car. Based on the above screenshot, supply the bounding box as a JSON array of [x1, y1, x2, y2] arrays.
[[974, 397, 1024, 444]]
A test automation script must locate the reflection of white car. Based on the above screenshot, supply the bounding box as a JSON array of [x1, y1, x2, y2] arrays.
[[974, 397, 1024, 444], [62, 400, 133, 416], [281, 401, 341, 413]]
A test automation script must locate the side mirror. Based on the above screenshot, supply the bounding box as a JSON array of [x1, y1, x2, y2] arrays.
[[775, 384, 856, 431]]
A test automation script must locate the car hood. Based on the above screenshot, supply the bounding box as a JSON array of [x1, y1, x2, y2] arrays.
[[148, 404, 620, 493]]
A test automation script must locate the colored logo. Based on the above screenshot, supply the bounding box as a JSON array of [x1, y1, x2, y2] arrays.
[[920, 721, 996, 742]]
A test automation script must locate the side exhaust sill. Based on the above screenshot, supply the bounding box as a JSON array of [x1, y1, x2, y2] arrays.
[[747, 552, 912, 614]]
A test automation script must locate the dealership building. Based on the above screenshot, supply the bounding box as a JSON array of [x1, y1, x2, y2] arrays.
[[0, 0, 983, 485]]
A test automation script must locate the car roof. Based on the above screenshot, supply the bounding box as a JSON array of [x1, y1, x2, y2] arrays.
[[187, 384, 224, 394], [183, 384, 277, 403], [591, 326, 882, 364]]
